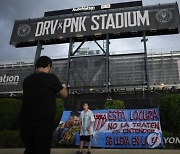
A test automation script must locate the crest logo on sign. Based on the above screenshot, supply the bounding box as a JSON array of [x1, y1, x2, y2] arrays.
[[17, 24, 31, 37], [156, 9, 173, 23], [94, 114, 107, 131]]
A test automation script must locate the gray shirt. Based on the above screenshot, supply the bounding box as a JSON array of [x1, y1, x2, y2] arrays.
[[80, 109, 95, 136]]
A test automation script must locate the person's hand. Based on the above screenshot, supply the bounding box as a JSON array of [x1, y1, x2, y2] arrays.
[[62, 83, 67, 89]]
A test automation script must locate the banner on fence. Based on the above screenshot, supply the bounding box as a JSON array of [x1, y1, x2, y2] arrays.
[[56, 108, 163, 148]]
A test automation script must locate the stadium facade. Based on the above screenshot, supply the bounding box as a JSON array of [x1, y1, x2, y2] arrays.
[[0, 50, 179, 95], [5, 1, 180, 109]]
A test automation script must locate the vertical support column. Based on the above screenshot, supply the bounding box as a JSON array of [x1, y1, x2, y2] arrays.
[[142, 31, 150, 90], [105, 34, 110, 93], [34, 41, 42, 72], [66, 38, 74, 87]]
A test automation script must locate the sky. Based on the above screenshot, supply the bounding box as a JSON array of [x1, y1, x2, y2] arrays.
[[0, 0, 180, 62]]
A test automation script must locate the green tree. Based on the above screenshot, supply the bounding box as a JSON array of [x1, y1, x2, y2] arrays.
[[0, 98, 22, 130], [0, 130, 23, 148], [159, 94, 180, 135], [55, 98, 64, 124], [104, 100, 125, 109]]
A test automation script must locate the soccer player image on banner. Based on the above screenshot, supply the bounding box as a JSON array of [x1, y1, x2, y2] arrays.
[[53, 111, 80, 144]]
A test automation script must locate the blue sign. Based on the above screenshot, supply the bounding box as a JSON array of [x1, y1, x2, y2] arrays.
[[58, 108, 163, 148]]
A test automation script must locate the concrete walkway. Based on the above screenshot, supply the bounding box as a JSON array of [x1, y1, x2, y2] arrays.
[[0, 149, 180, 154]]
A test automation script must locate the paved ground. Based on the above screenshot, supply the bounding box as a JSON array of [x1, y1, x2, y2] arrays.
[[0, 149, 180, 154]]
